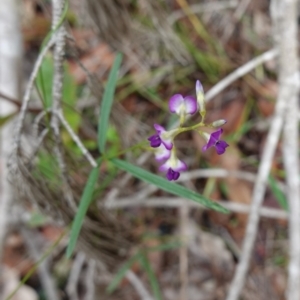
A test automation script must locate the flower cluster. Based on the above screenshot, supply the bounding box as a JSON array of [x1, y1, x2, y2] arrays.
[[148, 80, 229, 181]]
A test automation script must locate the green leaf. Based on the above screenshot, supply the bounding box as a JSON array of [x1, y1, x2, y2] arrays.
[[27, 212, 48, 228], [106, 253, 140, 294], [0, 113, 16, 128], [36, 55, 54, 109], [268, 175, 288, 211], [66, 166, 99, 258], [62, 65, 80, 131], [98, 53, 123, 153], [111, 159, 228, 213], [139, 252, 162, 300]]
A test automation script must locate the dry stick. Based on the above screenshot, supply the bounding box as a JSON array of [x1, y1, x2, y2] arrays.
[[50, 0, 76, 211], [21, 228, 60, 300], [222, 0, 251, 41], [276, 0, 300, 298], [28, 128, 49, 162], [57, 112, 97, 167], [66, 252, 86, 300], [105, 169, 287, 209], [14, 38, 55, 151], [106, 198, 287, 220], [225, 10, 291, 300], [225, 83, 285, 299], [106, 166, 288, 234], [126, 270, 154, 300], [205, 48, 278, 101], [84, 259, 96, 300], [0, 0, 22, 291]]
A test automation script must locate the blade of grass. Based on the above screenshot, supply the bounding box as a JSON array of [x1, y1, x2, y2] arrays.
[[66, 165, 100, 258], [268, 175, 288, 211], [98, 53, 123, 153], [106, 252, 141, 294], [111, 158, 228, 213], [140, 252, 162, 300]]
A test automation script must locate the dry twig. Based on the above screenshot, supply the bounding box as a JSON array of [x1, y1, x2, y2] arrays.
[[0, 0, 22, 286], [84, 259, 96, 300], [222, 0, 251, 41], [50, 0, 76, 211], [275, 0, 300, 298], [205, 49, 278, 102], [21, 228, 60, 300], [14, 38, 54, 151], [226, 1, 299, 299], [66, 252, 86, 300], [126, 270, 154, 300], [57, 112, 97, 167], [107, 198, 288, 220]]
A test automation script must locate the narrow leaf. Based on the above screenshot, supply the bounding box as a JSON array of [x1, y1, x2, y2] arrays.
[[66, 166, 99, 258], [140, 252, 162, 300], [111, 159, 228, 213], [98, 53, 123, 153], [268, 175, 288, 211]]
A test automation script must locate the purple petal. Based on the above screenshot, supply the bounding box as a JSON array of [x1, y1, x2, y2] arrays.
[[159, 157, 187, 173], [154, 124, 165, 134], [159, 162, 170, 172], [173, 160, 187, 172], [166, 168, 180, 181], [161, 139, 173, 150], [148, 134, 161, 148], [173, 171, 180, 180], [210, 128, 223, 141], [215, 140, 229, 155], [155, 145, 171, 161], [202, 137, 216, 152], [169, 94, 184, 114], [183, 96, 198, 114], [166, 168, 174, 181]]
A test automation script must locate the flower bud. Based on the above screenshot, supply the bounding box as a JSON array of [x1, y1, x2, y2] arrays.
[[196, 80, 206, 115], [201, 131, 211, 142], [211, 119, 227, 128]]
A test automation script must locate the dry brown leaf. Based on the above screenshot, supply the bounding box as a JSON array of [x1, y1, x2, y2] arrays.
[[3, 233, 33, 276], [219, 145, 252, 229], [206, 99, 246, 134], [41, 225, 64, 242]]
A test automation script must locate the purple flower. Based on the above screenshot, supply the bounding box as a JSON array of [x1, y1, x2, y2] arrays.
[[202, 128, 229, 155], [166, 168, 180, 181], [159, 152, 187, 181], [169, 94, 198, 120], [148, 124, 177, 150], [148, 134, 161, 148], [154, 144, 171, 162]]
